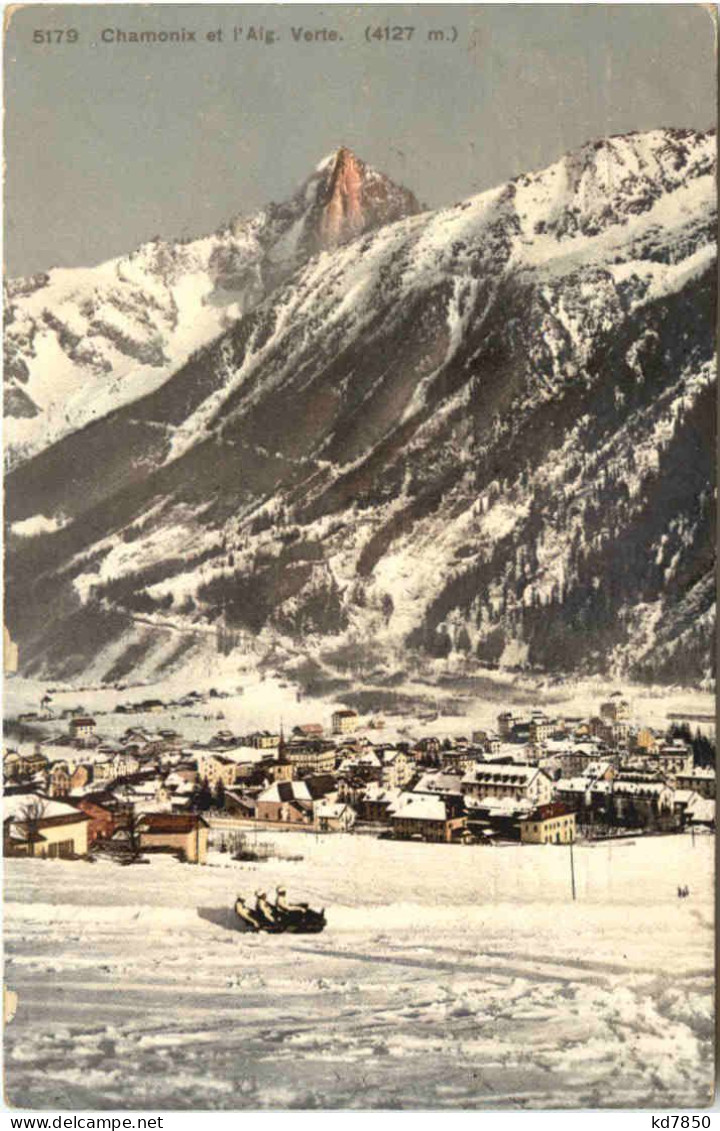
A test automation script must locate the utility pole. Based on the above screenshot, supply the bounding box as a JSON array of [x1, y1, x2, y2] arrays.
[[569, 834, 577, 901]]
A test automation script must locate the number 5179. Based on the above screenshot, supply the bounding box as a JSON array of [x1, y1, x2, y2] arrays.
[[33, 29, 79, 43]]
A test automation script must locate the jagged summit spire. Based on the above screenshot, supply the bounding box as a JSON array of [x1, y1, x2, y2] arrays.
[[315, 145, 355, 174], [331, 145, 356, 166], [319, 148, 364, 246], [304, 144, 420, 252]]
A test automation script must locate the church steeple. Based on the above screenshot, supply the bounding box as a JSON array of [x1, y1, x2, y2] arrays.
[[278, 720, 289, 764]]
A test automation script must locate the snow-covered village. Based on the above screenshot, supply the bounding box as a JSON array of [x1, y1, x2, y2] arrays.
[[3, 686, 716, 858], [3, 669, 716, 1109], [3, 2, 716, 1114]]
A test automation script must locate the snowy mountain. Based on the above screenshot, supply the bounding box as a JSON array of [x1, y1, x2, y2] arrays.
[[5, 128, 716, 685], [4, 147, 420, 466]]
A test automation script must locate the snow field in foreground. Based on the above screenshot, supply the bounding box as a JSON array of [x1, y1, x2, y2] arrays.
[[4, 834, 714, 1111]]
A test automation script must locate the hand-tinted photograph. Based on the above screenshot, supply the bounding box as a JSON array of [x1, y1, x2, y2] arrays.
[[3, 3, 716, 1111]]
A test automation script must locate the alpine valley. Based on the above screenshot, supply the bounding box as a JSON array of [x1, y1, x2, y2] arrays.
[[4, 130, 717, 688]]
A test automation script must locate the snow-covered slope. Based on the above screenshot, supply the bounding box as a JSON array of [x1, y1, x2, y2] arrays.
[[5, 128, 716, 684], [4, 836, 714, 1109], [4, 148, 420, 466]]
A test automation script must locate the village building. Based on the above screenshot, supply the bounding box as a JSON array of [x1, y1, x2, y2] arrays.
[[70, 764, 94, 792], [465, 795, 532, 842], [675, 766, 716, 800], [547, 742, 609, 777], [497, 712, 515, 738], [69, 716, 97, 744], [462, 764, 553, 806], [292, 723, 324, 739], [610, 779, 675, 828], [210, 729, 237, 746], [14, 748, 51, 778], [412, 771, 465, 801], [49, 763, 72, 798], [120, 727, 154, 747], [589, 716, 605, 739], [413, 737, 442, 765], [255, 775, 337, 825], [572, 721, 592, 738], [379, 748, 413, 789], [3, 750, 22, 780], [73, 793, 117, 844], [166, 781, 196, 812], [440, 746, 479, 775], [672, 789, 702, 826], [116, 777, 171, 815], [164, 766, 198, 789], [334, 773, 370, 807], [193, 750, 239, 789], [314, 801, 356, 833], [337, 748, 382, 775], [138, 813, 209, 864], [520, 802, 576, 844], [158, 728, 182, 743], [332, 709, 359, 735], [285, 741, 337, 775], [4, 793, 91, 858], [112, 750, 142, 779], [598, 720, 630, 747], [529, 714, 555, 743], [510, 721, 532, 743], [555, 776, 592, 812], [256, 782, 314, 826], [654, 742, 694, 775], [267, 743, 294, 783], [684, 797, 715, 828], [600, 693, 631, 723], [88, 757, 116, 785], [224, 746, 279, 782], [556, 766, 624, 825], [223, 790, 257, 819], [136, 699, 165, 714], [247, 731, 280, 750], [357, 783, 402, 823], [391, 792, 466, 843], [634, 727, 659, 752]]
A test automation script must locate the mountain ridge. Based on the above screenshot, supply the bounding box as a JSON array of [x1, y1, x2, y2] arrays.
[[5, 127, 716, 687], [4, 146, 420, 467]]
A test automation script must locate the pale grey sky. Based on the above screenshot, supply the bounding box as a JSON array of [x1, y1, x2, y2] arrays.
[[4, 4, 716, 276]]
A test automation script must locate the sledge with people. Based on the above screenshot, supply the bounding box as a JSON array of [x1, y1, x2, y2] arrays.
[[234, 887, 326, 934]]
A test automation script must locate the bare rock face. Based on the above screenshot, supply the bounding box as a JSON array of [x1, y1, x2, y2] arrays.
[[311, 146, 420, 253], [319, 147, 366, 248]]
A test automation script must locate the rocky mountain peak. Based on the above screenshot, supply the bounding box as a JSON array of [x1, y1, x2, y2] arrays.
[[318, 146, 365, 247], [297, 145, 421, 255], [4, 146, 421, 466]]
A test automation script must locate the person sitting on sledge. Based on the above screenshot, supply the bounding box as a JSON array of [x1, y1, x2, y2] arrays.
[[234, 894, 260, 930], [255, 889, 278, 925], [275, 885, 307, 915]]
